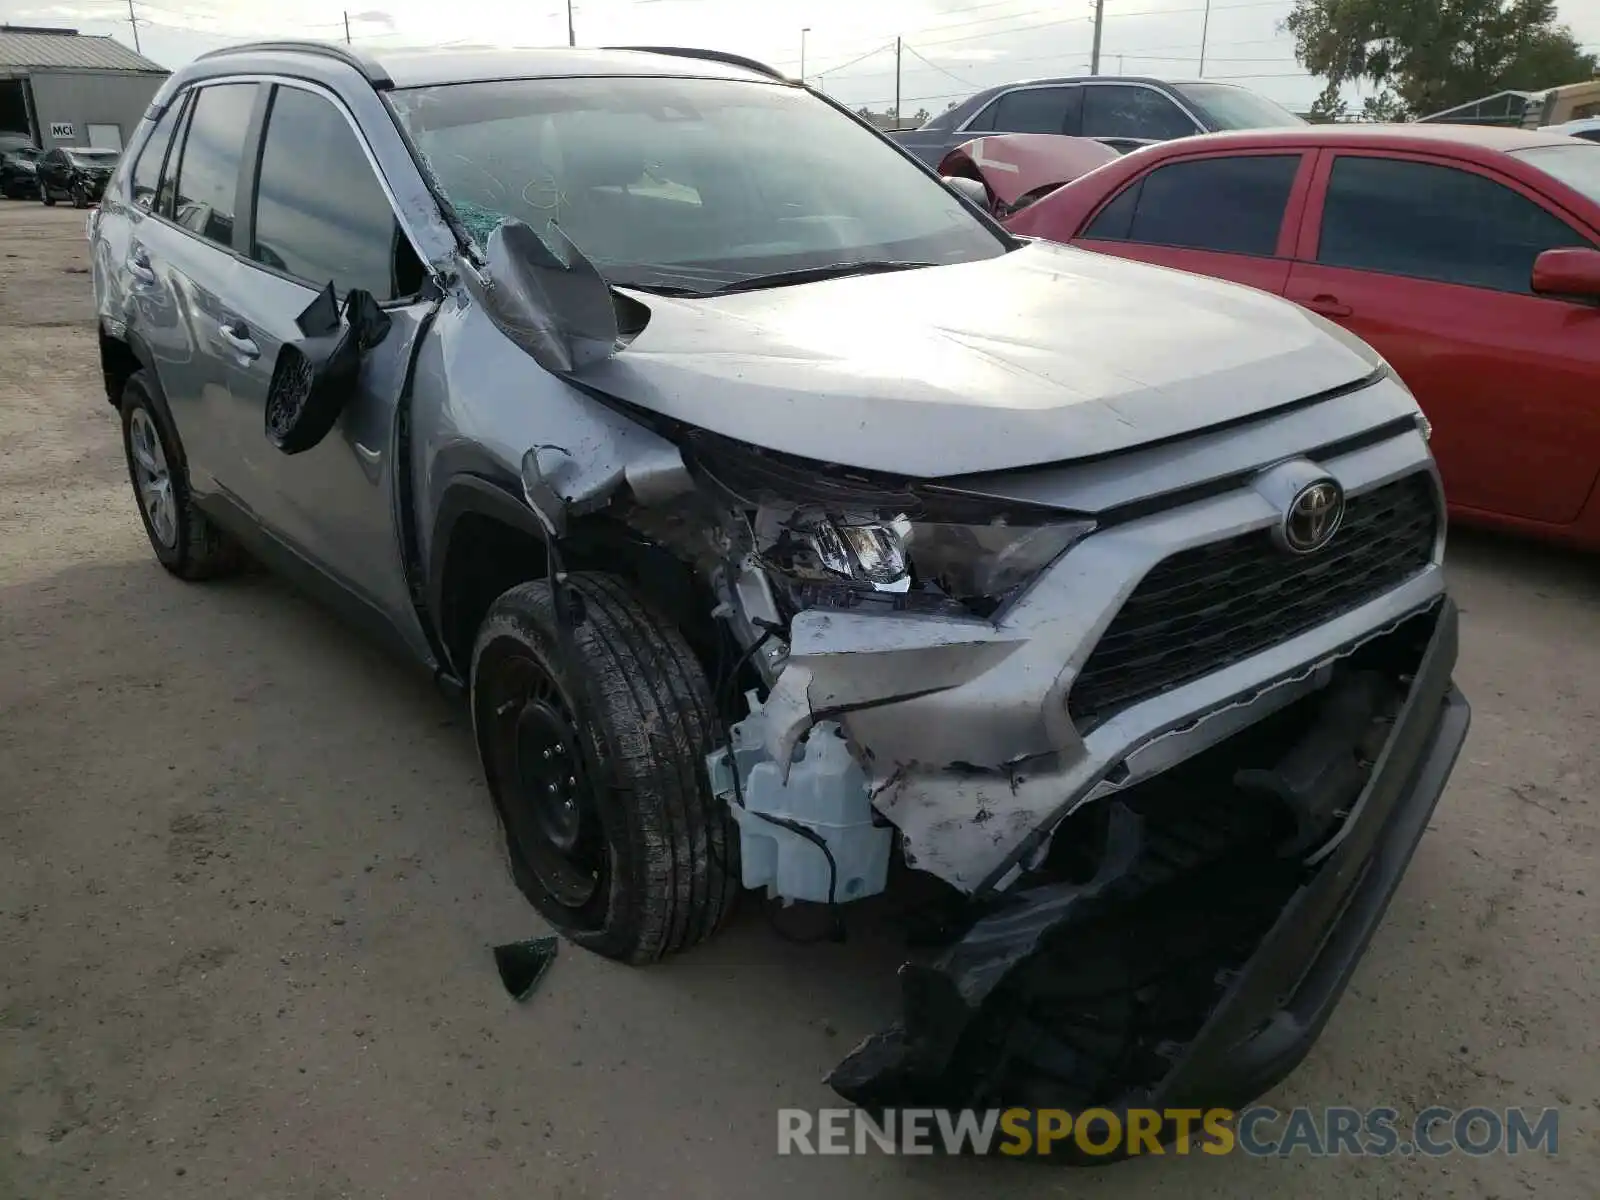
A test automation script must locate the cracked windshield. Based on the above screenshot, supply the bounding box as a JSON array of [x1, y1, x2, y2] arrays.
[[388, 75, 1003, 292]]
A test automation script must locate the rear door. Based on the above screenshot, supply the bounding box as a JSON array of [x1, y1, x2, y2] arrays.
[[1071, 150, 1312, 295], [1284, 151, 1600, 525], [126, 81, 261, 493], [217, 79, 433, 637]]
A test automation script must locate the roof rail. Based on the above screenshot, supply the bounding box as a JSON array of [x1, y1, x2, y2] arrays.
[[603, 45, 788, 81], [195, 39, 393, 88]]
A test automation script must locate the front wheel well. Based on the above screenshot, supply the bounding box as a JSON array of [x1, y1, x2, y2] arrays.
[[98, 328, 142, 409], [436, 509, 725, 687], [438, 512, 549, 677]]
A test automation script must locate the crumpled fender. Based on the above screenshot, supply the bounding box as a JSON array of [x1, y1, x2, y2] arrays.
[[937, 134, 1119, 213]]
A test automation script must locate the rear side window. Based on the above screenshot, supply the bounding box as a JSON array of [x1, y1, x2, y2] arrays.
[[1081, 86, 1197, 141], [250, 85, 421, 299], [1084, 154, 1300, 255], [988, 87, 1080, 135], [131, 96, 184, 210], [1318, 156, 1590, 293], [170, 82, 257, 248]]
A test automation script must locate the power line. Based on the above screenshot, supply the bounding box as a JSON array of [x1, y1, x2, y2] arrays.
[[902, 43, 980, 89], [770, 2, 1084, 66], [806, 41, 897, 78]]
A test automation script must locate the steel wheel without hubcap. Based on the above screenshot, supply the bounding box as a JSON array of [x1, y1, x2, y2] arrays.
[[128, 407, 176, 549], [482, 652, 607, 914]]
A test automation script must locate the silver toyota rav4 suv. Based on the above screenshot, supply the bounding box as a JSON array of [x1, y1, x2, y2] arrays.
[[90, 41, 1469, 1132]]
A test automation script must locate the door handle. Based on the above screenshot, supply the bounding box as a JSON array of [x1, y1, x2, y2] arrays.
[[217, 320, 260, 360], [1305, 293, 1353, 318], [126, 247, 157, 286]]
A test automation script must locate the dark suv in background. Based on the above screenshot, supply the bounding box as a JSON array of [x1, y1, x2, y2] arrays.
[[0, 144, 41, 199], [37, 145, 121, 207], [890, 76, 1306, 164]]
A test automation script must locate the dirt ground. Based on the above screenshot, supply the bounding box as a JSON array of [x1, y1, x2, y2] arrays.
[[0, 202, 1595, 1198]]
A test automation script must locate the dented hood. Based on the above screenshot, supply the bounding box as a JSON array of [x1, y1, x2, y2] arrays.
[[580, 239, 1377, 478]]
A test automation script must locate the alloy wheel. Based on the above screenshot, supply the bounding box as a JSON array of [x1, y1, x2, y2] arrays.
[[128, 407, 177, 549]]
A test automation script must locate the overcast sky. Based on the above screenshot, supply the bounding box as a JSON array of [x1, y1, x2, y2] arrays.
[[5, 0, 1600, 115]]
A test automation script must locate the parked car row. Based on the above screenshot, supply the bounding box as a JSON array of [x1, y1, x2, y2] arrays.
[[0, 143, 121, 205], [940, 123, 1600, 550], [889, 75, 1306, 164]]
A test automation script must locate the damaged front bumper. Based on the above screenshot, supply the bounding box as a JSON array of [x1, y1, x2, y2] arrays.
[[828, 597, 1469, 1144]]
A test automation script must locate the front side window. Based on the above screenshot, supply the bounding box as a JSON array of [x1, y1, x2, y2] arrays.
[[1318, 156, 1590, 293], [1081, 86, 1197, 141], [1084, 154, 1300, 256], [251, 85, 421, 299], [388, 75, 1005, 294], [170, 82, 258, 248], [989, 86, 1080, 135], [132, 97, 184, 209]]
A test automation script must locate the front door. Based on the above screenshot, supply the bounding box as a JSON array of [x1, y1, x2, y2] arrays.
[[216, 80, 433, 647], [1285, 151, 1600, 526]]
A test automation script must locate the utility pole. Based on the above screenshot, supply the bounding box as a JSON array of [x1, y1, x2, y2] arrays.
[[894, 36, 902, 129], [1089, 0, 1105, 76], [343, 10, 351, 44], [126, 0, 141, 53], [567, 0, 575, 46], [800, 27, 810, 83], [1198, 0, 1211, 76]]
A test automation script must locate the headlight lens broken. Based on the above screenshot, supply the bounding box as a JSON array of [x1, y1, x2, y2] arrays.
[[795, 514, 1095, 604]]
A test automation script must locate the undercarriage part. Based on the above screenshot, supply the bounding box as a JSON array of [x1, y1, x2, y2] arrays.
[[707, 703, 892, 905], [1234, 669, 1393, 856], [826, 663, 1408, 1116]]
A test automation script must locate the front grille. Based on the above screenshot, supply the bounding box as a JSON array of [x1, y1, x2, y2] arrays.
[[1066, 472, 1438, 728]]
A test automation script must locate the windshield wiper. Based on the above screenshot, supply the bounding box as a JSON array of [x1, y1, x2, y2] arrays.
[[710, 260, 937, 295]]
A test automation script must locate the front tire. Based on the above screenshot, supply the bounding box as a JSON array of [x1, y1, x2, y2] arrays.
[[71, 182, 89, 209], [119, 370, 242, 580], [471, 573, 739, 963], [39, 181, 54, 206]]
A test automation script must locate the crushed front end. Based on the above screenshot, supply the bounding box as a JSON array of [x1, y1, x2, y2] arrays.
[[667, 369, 1468, 1128]]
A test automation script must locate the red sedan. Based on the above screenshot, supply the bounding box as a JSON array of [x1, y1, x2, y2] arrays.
[[968, 125, 1600, 549]]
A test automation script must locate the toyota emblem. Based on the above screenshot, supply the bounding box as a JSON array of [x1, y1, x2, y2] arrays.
[[1281, 479, 1345, 554]]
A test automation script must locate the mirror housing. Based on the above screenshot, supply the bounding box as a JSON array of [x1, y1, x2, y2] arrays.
[[1531, 247, 1600, 303], [941, 175, 991, 214]]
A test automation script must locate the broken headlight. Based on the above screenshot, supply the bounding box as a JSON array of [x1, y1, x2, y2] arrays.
[[908, 520, 1095, 599], [777, 512, 1095, 612], [684, 430, 1096, 615]]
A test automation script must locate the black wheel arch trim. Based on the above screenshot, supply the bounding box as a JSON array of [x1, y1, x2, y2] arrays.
[[428, 471, 554, 678]]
